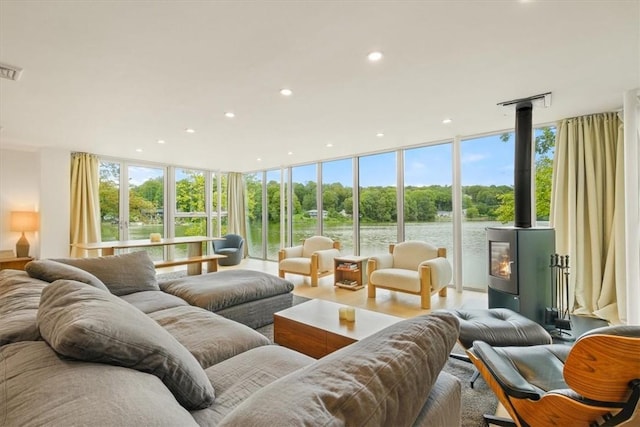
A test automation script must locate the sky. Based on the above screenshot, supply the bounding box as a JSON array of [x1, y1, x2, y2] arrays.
[[291, 134, 516, 187], [125, 130, 554, 188]]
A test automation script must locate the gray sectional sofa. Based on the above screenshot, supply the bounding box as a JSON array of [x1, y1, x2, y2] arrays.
[[0, 251, 462, 426]]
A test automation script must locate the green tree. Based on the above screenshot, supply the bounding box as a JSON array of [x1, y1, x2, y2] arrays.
[[244, 174, 262, 222], [535, 157, 553, 220], [465, 206, 479, 219], [133, 177, 163, 207], [99, 180, 119, 222], [497, 127, 556, 222], [99, 161, 120, 222], [176, 172, 205, 213], [266, 180, 281, 222]]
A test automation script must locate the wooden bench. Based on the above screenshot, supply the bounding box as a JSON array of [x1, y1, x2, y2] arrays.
[[154, 254, 226, 275]]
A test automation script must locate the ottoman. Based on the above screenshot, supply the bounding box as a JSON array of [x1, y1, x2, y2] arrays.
[[160, 269, 294, 329], [442, 308, 552, 387]]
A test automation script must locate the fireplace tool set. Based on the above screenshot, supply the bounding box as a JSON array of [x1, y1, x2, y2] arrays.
[[546, 254, 575, 341]]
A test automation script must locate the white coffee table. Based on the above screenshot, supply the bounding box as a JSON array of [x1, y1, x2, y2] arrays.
[[274, 299, 403, 358]]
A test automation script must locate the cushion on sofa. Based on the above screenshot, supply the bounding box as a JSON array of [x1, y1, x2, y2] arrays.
[[37, 279, 215, 410], [218, 312, 460, 427], [0, 341, 199, 427], [120, 290, 189, 314], [148, 305, 271, 369], [53, 250, 159, 296], [0, 270, 49, 346], [25, 259, 109, 291], [193, 346, 316, 425]]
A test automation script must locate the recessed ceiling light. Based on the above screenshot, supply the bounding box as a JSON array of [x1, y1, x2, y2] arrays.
[[326, 143, 333, 147], [287, 151, 293, 155], [135, 148, 143, 152], [257, 158, 262, 162], [224, 112, 235, 118], [280, 88, 293, 96], [442, 118, 452, 124], [185, 128, 195, 133], [157, 139, 165, 144], [368, 51, 383, 62], [376, 132, 384, 138]]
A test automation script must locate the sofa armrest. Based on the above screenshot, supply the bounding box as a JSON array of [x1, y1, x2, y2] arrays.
[[280, 245, 303, 259], [369, 253, 394, 271], [314, 248, 340, 272], [419, 257, 452, 289]]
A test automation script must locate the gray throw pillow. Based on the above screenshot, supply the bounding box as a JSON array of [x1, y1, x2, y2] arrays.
[[25, 259, 109, 291], [53, 250, 159, 296], [37, 279, 215, 410], [218, 312, 460, 427]]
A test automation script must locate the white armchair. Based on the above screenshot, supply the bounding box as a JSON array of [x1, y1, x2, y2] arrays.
[[367, 241, 451, 309], [278, 236, 341, 286]]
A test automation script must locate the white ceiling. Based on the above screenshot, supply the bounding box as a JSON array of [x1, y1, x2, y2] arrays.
[[1, 1, 638, 173]]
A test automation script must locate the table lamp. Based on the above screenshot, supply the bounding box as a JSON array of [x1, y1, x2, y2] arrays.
[[10, 211, 39, 257]]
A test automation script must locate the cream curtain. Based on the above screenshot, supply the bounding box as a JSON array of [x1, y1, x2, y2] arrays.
[[70, 153, 101, 257], [227, 172, 248, 257], [551, 112, 625, 324]]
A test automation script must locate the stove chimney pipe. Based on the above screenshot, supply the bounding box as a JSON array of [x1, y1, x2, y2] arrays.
[[514, 102, 532, 228]]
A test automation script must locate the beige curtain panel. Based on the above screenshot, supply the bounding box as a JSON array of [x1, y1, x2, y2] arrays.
[[70, 153, 102, 257], [551, 112, 625, 324], [227, 172, 248, 257]]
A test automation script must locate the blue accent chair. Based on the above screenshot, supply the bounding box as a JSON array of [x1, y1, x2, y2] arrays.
[[213, 234, 245, 266]]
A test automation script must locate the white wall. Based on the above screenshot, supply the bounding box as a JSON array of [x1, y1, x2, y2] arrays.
[[39, 148, 71, 258], [0, 147, 71, 259], [0, 149, 41, 257]]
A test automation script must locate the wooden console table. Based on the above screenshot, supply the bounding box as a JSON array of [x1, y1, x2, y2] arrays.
[[0, 256, 34, 271], [72, 236, 223, 275]]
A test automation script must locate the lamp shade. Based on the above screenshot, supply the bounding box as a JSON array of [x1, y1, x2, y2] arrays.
[[10, 211, 39, 232]]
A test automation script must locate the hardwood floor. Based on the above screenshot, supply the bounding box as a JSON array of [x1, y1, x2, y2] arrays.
[[159, 257, 489, 319]]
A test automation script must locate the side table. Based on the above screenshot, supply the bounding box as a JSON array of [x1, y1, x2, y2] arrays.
[[0, 256, 34, 271], [334, 255, 368, 290]]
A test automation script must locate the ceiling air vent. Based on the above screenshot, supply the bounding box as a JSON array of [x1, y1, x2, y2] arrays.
[[0, 63, 23, 81]]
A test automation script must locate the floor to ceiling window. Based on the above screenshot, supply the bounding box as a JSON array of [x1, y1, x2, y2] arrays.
[[175, 168, 207, 258], [128, 165, 165, 260], [266, 169, 285, 260], [403, 143, 453, 262], [291, 164, 317, 243], [96, 124, 553, 291], [212, 173, 228, 236], [322, 158, 354, 255], [534, 126, 556, 225], [460, 133, 515, 290], [244, 172, 263, 258], [358, 152, 397, 257], [98, 161, 165, 260], [99, 161, 121, 243]]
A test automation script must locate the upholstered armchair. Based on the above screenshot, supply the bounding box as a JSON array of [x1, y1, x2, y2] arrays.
[[278, 236, 340, 286], [367, 241, 451, 309], [471, 325, 640, 427], [213, 234, 244, 266]]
